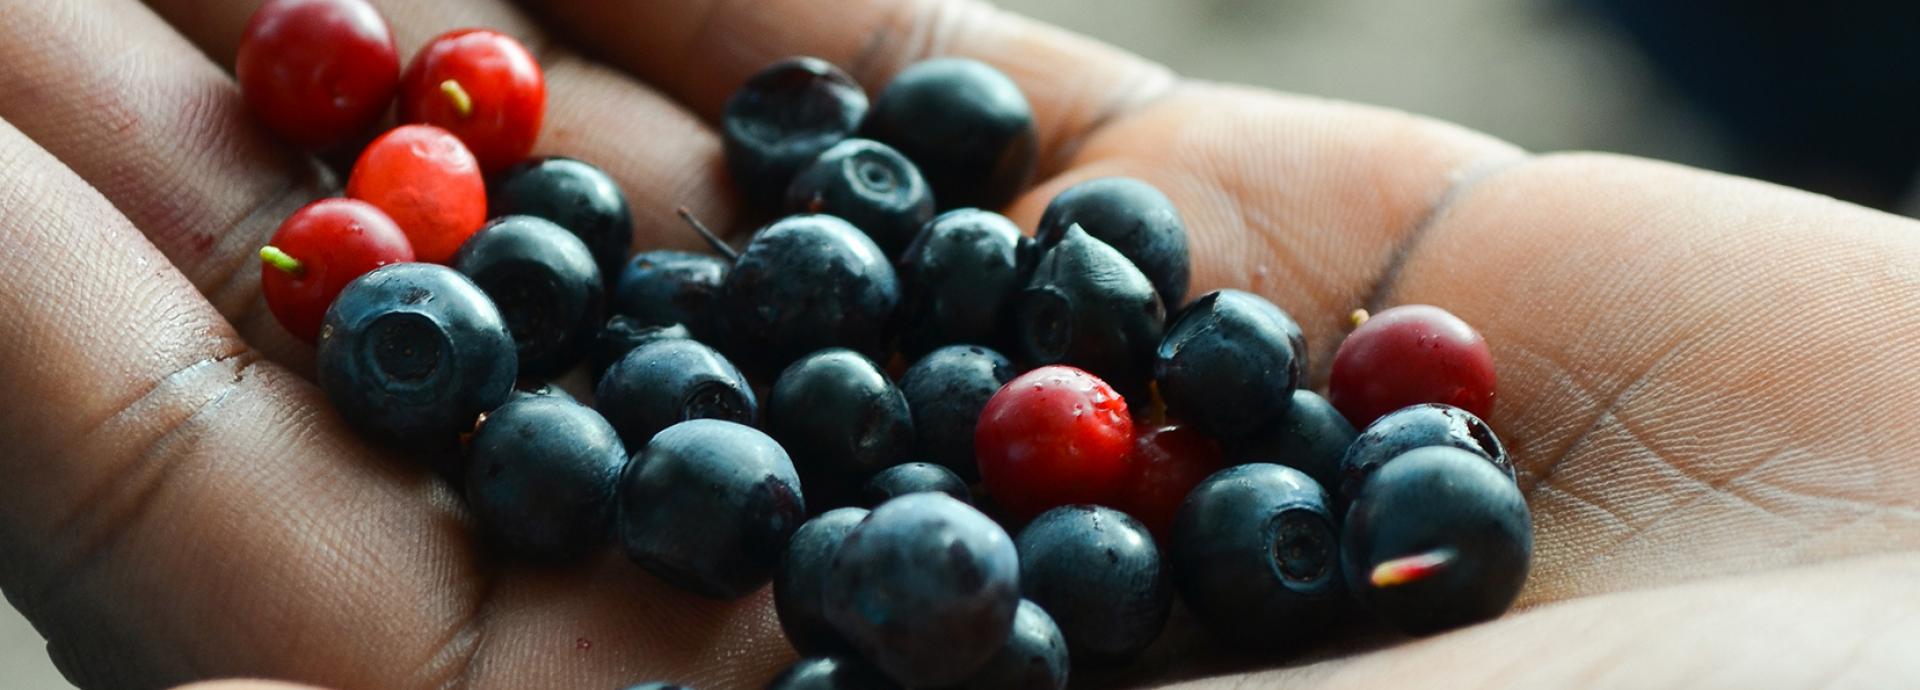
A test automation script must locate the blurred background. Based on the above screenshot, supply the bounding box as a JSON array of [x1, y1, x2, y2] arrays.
[[4, 0, 1918, 686]]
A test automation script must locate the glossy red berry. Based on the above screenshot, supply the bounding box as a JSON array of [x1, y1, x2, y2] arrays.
[[975, 365, 1135, 522], [235, 0, 399, 150], [1117, 424, 1225, 543], [1330, 305, 1496, 429], [346, 124, 487, 263], [398, 29, 546, 172], [259, 198, 413, 343]]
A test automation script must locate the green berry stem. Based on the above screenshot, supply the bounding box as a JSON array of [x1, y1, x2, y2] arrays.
[[259, 245, 305, 276]]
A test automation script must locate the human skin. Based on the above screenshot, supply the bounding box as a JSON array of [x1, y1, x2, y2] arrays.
[[0, 0, 1916, 688]]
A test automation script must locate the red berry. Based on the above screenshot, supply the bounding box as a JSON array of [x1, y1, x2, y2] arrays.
[[235, 0, 399, 150], [975, 365, 1135, 522], [1116, 424, 1224, 543], [259, 198, 413, 343], [398, 29, 546, 172], [1329, 304, 1496, 429], [347, 124, 487, 264]]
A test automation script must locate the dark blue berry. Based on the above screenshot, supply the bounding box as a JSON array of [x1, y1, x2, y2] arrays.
[[863, 58, 1036, 210], [508, 381, 575, 404], [824, 493, 1019, 687], [1036, 177, 1190, 308], [723, 57, 868, 211], [451, 215, 604, 379], [1226, 389, 1356, 492], [611, 249, 728, 341], [1155, 290, 1305, 440], [767, 349, 913, 509], [617, 419, 805, 599], [1171, 463, 1343, 648], [785, 138, 934, 259], [860, 462, 971, 507], [895, 210, 1030, 357], [1341, 445, 1531, 635], [465, 396, 625, 560], [489, 156, 634, 281], [716, 215, 900, 375], [764, 657, 897, 690], [898, 345, 1015, 483], [588, 316, 691, 385], [1338, 403, 1510, 509], [1015, 225, 1165, 395], [775, 507, 870, 656], [952, 599, 1069, 690], [595, 338, 755, 450], [317, 263, 516, 453], [1015, 505, 1170, 663]]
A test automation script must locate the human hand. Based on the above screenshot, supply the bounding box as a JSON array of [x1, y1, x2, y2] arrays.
[[1, 0, 1917, 688]]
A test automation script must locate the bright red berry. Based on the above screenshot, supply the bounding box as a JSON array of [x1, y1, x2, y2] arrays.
[[975, 365, 1135, 522], [1329, 304, 1496, 429], [347, 124, 487, 264], [235, 0, 399, 150], [1117, 424, 1224, 543], [398, 29, 546, 172], [259, 198, 414, 343]]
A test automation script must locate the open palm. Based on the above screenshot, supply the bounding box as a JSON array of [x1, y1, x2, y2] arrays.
[[2, 1, 1919, 688]]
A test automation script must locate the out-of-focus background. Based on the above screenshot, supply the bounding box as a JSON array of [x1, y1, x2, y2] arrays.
[[5, 0, 1918, 687]]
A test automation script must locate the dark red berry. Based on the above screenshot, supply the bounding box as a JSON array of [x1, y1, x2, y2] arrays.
[[236, 0, 399, 150], [347, 124, 488, 264], [975, 366, 1134, 522], [259, 198, 413, 343], [1329, 304, 1496, 429], [398, 29, 546, 172], [1117, 424, 1224, 543]]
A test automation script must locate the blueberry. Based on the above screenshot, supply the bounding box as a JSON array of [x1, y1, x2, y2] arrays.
[[1226, 389, 1356, 492], [824, 493, 1019, 686], [898, 345, 1015, 483], [588, 316, 692, 385], [716, 214, 900, 375], [765, 656, 897, 690], [895, 210, 1030, 357], [1036, 177, 1190, 308], [863, 58, 1036, 210], [767, 349, 913, 508], [785, 138, 934, 258], [612, 249, 728, 341], [1155, 290, 1305, 440], [1342, 445, 1531, 635], [466, 397, 625, 560], [1015, 224, 1165, 395], [508, 381, 575, 404], [860, 462, 971, 507], [1171, 463, 1343, 648], [723, 57, 868, 211], [1337, 403, 1510, 509], [595, 338, 755, 450], [616, 419, 805, 599], [775, 507, 871, 656], [489, 156, 634, 280], [317, 263, 516, 453], [952, 599, 1069, 690], [451, 215, 605, 379], [1015, 505, 1170, 663]]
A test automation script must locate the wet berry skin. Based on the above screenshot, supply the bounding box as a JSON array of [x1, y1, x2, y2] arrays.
[[236, 0, 399, 150], [612, 249, 728, 341], [765, 656, 898, 690], [1171, 463, 1344, 648], [1155, 289, 1306, 440], [259, 198, 414, 343], [1117, 424, 1225, 543], [785, 138, 934, 259], [1330, 304, 1496, 429], [347, 124, 488, 264], [863, 58, 1037, 211], [774, 507, 870, 656], [715, 214, 899, 376], [451, 215, 604, 379], [490, 157, 633, 280], [617, 419, 805, 599], [1342, 445, 1531, 635], [767, 349, 914, 509], [723, 57, 868, 211], [1015, 225, 1165, 397], [1036, 177, 1191, 308], [1015, 505, 1171, 663], [1226, 389, 1356, 494], [975, 365, 1135, 523], [898, 345, 1016, 482], [587, 316, 690, 385], [594, 337, 755, 450], [465, 396, 625, 561], [316, 263, 517, 453], [895, 210, 1030, 358], [953, 599, 1069, 690], [398, 28, 545, 172], [824, 493, 1019, 687], [860, 462, 971, 507], [1338, 403, 1510, 510]]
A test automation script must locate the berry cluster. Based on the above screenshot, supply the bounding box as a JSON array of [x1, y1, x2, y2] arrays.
[[238, 2, 1533, 688]]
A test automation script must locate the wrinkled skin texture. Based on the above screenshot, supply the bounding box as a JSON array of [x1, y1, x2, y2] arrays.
[[0, 0, 1918, 689]]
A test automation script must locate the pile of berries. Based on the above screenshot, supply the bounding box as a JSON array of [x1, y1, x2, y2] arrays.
[[240, 1, 1532, 688]]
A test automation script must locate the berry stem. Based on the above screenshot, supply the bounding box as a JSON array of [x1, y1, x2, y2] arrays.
[[259, 245, 305, 277], [439, 79, 474, 118], [677, 207, 740, 261], [1369, 547, 1455, 588], [1349, 308, 1371, 329]]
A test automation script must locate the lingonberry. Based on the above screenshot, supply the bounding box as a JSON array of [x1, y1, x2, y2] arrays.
[[767, 349, 914, 510], [1155, 289, 1305, 440], [617, 419, 805, 599], [723, 57, 868, 211], [236, 0, 398, 149], [1226, 389, 1356, 494], [898, 345, 1016, 482], [259, 198, 414, 343], [346, 125, 487, 264], [451, 215, 604, 379], [775, 507, 870, 656], [1330, 304, 1496, 428], [860, 462, 971, 507], [895, 209, 1030, 358], [612, 249, 729, 342], [490, 157, 633, 280], [1171, 463, 1344, 649], [1016, 505, 1171, 663], [863, 58, 1036, 210], [784, 138, 934, 258], [1016, 225, 1165, 396], [975, 365, 1135, 522], [398, 29, 545, 172], [1116, 424, 1224, 543], [1036, 177, 1191, 308], [465, 396, 625, 561], [1338, 403, 1511, 509]]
